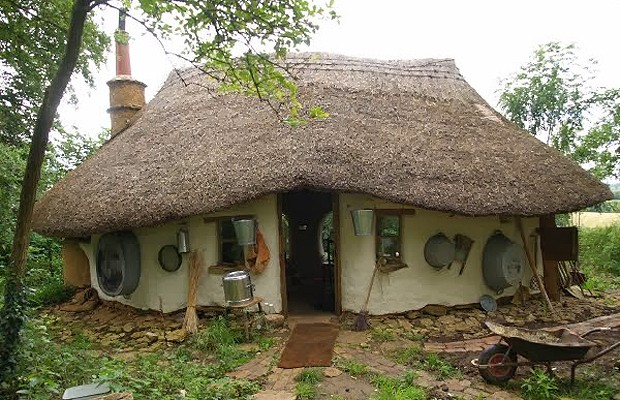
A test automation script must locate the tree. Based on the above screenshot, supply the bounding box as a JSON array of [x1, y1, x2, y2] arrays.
[[498, 42, 620, 179], [0, 0, 333, 383]]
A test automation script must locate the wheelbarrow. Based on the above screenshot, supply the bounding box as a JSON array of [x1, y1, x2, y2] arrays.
[[472, 321, 619, 384]]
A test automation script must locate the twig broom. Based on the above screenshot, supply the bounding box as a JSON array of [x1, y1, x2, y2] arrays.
[[182, 250, 203, 334]]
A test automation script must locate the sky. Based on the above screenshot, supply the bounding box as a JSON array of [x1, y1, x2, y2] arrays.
[[58, 0, 620, 136]]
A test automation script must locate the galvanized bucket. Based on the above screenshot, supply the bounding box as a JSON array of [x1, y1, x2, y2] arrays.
[[232, 219, 256, 245], [222, 270, 254, 305], [351, 209, 374, 236]]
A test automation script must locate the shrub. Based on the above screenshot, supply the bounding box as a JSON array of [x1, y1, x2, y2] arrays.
[[521, 369, 558, 400]]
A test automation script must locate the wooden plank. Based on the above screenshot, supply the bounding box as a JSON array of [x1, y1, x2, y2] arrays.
[[277, 194, 288, 316], [203, 214, 254, 224], [332, 193, 342, 315]]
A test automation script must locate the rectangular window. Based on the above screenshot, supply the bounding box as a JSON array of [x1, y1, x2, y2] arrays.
[[376, 213, 401, 259], [219, 220, 244, 264]]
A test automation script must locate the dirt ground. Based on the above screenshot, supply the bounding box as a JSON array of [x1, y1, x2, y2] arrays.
[[48, 290, 620, 399]]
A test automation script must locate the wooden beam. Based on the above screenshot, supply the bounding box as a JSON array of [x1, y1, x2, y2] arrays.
[[276, 194, 288, 316], [539, 214, 561, 301], [332, 193, 343, 315]]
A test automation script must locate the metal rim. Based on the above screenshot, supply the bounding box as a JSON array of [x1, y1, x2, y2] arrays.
[[158, 245, 182, 272]]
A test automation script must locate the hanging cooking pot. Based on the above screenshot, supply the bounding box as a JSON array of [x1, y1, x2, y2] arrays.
[[222, 270, 254, 305]]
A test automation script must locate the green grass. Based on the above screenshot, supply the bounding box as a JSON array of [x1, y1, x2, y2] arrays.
[[579, 225, 620, 291], [296, 368, 324, 384], [370, 327, 395, 342], [6, 315, 260, 400], [370, 372, 426, 400], [295, 381, 317, 399], [390, 346, 460, 380], [336, 358, 371, 377]]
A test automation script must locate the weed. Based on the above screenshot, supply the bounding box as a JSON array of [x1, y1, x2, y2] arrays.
[[393, 345, 423, 365], [8, 315, 260, 400], [29, 280, 75, 307], [257, 336, 276, 351], [189, 316, 242, 352], [336, 358, 370, 377], [521, 369, 559, 400], [422, 353, 461, 379], [296, 368, 324, 384], [295, 381, 317, 399], [370, 327, 395, 342], [400, 330, 427, 342], [370, 372, 426, 400]]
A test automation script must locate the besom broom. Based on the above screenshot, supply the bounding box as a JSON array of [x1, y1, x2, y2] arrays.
[[182, 250, 203, 334]]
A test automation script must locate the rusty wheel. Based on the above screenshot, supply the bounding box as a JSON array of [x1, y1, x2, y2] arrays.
[[478, 344, 518, 384]]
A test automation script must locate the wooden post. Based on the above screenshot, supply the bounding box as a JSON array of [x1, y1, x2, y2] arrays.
[[277, 194, 288, 316], [517, 217, 555, 314], [539, 214, 561, 301], [332, 193, 342, 315]]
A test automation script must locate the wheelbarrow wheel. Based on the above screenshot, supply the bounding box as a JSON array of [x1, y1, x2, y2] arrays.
[[478, 344, 518, 384]]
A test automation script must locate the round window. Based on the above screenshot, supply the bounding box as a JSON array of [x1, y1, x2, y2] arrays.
[[96, 232, 141, 296]]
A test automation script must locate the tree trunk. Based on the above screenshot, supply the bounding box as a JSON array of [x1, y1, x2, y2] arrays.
[[0, 0, 94, 382]]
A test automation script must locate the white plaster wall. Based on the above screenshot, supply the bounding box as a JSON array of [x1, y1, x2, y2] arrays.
[[81, 194, 281, 313], [339, 193, 541, 315]]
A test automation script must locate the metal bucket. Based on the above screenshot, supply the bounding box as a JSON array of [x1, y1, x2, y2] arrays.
[[222, 270, 254, 305], [351, 209, 374, 236], [232, 219, 256, 245]]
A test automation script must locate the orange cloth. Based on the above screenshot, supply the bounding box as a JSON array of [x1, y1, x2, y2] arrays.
[[246, 230, 270, 274]]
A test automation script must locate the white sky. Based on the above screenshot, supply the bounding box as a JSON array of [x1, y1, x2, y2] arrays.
[[58, 0, 620, 136]]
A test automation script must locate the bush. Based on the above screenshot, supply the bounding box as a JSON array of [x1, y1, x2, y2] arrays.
[[521, 369, 558, 400], [29, 280, 75, 307]]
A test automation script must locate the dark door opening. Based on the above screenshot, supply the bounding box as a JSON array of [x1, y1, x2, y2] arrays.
[[281, 190, 336, 314]]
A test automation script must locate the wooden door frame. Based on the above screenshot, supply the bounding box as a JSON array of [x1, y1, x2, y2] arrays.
[[277, 194, 288, 316], [332, 192, 343, 315], [277, 192, 342, 315]]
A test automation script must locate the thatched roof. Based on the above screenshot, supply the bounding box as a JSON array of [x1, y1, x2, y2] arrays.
[[33, 53, 612, 237]]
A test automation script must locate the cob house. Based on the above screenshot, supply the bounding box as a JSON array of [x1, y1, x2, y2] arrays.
[[32, 39, 612, 316]]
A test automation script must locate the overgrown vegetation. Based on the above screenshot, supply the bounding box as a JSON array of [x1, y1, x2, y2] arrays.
[[294, 368, 323, 399], [520, 368, 619, 400], [4, 314, 259, 399], [579, 224, 620, 291], [391, 345, 461, 380]]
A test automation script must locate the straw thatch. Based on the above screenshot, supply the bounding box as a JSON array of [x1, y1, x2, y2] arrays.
[[33, 53, 612, 238]]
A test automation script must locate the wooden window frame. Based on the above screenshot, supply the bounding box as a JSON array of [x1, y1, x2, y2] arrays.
[[374, 209, 412, 260], [203, 215, 254, 265]]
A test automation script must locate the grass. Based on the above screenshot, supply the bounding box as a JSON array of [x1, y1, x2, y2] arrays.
[[579, 224, 620, 291], [335, 358, 426, 399], [296, 368, 324, 384], [518, 367, 620, 400], [390, 345, 461, 380], [336, 358, 371, 377], [370, 327, 395, 342], [294, 368, 323, 400], [5, 314, 261, 400]]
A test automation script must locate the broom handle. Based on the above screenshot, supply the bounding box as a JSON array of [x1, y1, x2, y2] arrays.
[[516, 217, 555, 314], [362, 266, 379, 311]]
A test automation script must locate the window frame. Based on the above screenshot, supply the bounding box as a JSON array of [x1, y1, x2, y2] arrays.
[[203, 214, 254, 265], [375, 210, 403, 260]]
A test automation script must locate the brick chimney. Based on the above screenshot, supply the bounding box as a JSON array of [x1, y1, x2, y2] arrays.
[[107, 9, 146, 136]]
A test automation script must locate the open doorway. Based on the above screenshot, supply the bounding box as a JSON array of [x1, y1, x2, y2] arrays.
[[281, 190, 337, 315]]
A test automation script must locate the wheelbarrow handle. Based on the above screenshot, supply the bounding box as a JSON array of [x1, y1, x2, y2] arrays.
[[581, 327, 612, 338]]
